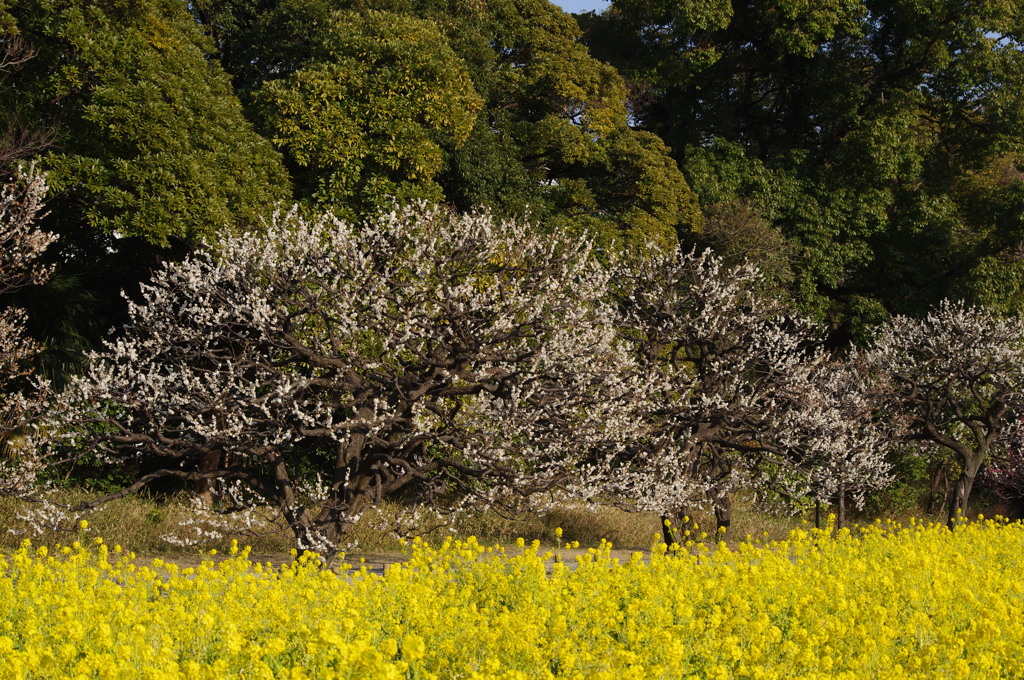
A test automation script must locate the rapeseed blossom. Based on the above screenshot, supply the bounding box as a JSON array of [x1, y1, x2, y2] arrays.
[[1, 520, 1023, 678]]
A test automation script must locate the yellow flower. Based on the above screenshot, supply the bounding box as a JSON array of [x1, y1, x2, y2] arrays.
[[380, 638, 399, 658], [402, 634, 426, 662], [5, 521, 1024, 679]]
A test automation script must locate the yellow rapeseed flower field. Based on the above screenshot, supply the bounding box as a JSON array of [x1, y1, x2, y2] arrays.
[[1, 518, 1023, 679]]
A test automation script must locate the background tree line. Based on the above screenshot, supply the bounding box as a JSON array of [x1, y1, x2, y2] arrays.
[[4, 0, 1024, 353], [581, 0, 1024, 338]]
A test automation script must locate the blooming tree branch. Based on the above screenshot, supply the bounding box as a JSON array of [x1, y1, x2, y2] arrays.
[[49, 204, 648, 559], [599, 245, 890, 535], [774, 359, 893, 527], [864, 300, 1024, 526], [0, 164, 53, 488]]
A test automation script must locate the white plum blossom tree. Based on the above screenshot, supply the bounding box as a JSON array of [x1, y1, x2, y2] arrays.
[[597, 245, 892, 537], [0, 164, 54, 492], [50, 204, 648, 559], [864, 300, 1024, 526], [775, 359, 892, 528], [600, 246, 813, 537]]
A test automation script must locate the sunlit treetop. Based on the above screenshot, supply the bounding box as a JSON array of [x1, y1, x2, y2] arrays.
[[3, 0, 290, 247]]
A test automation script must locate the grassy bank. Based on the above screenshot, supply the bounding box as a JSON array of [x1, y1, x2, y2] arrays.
[[0, 491, 824, 557]]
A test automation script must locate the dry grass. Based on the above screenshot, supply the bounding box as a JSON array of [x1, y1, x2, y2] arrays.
[[0, 491, 295, 556], [1, 489, 989, 558], [315, 500, 668, 553], [0, 493, 669, 554]]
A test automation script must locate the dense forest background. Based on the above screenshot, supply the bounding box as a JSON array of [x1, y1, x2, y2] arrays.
[[3, 0, 1024, 365], [2, 0, 1024, 530]]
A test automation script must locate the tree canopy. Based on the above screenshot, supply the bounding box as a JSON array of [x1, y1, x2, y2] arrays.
[[190, 0, 701, 248], [583, 0, 1024, 333], [1, 0, 294, 380], [3, 0, 290, 247], [863, 301, 1024, 525], [251, 9, 482, 218], [0, 167, 51, 428], [603, 246, 889, 534], [5, 0, 1024, 535], [48, 205, 648, 558], [1, 0, 702, 380]]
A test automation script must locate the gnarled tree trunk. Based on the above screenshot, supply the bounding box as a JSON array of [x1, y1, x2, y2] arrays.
[[713, 489, 731, 539], [947, 457, 983, 529]]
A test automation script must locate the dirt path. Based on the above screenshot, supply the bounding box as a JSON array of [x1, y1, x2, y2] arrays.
[[141, 546, 654, 578]]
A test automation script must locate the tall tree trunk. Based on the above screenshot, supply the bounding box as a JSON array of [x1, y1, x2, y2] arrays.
[[947, 460, 981, 529], [193, 444, 223, 507], [713, 489, 731, 539]]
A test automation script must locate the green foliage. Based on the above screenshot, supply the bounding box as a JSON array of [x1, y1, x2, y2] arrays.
[[436, 0, 702, 246], [60, 451, 140, 496], [197, 0, 700, 247], [586, 0, 1024, 329], [252, 9, 482, 217], [681, 141, 801, 295], [577, 0, 733, 84], [0, 1, 14, 34], [541, 128, 703, 251], [439, 117, 540, 220], [864, 448, 933, 517], [597, 130, 701, 250], [1, 0, 292, 382], [3, 0, 290, 247]]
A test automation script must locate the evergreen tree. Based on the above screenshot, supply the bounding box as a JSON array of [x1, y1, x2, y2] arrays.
[[584, 0, 1024, 331], [0, 0, 291, 378], [191, 0, 702, 248], [250, 9, 483, 218], [3, 0, 289, 246]]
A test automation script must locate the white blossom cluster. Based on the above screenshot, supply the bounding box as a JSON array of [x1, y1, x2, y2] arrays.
[[774, 359, 892, 518], [0, 164, 52, 294], [159, 491, 273, 548], [50, 204, 650, 558], [19, 192, 1008, 549], [0, 165, 54, 496], [0, 165, 52, 390], [594, 245, 892, 524], [863, 300, 1024, 521], [8, 497, 89, 538]]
